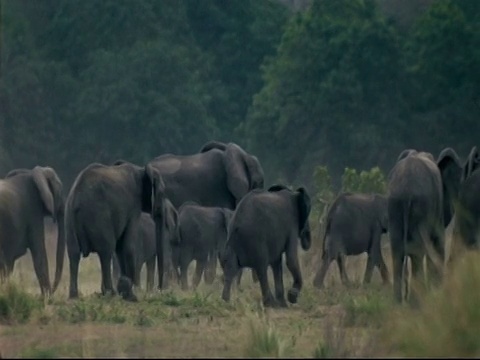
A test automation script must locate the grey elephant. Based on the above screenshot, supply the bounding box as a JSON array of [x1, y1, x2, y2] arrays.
[[313, 192, 389, 289], [0, 166, 65, 296], [65, 161, 167, 301], [112, 201, 179, 292], [221, 184, 311, 308], [172, 202, 233, 290], [387, 147, 462, 304], [146, 141, 265, 289], [451, 146, 480, 257]]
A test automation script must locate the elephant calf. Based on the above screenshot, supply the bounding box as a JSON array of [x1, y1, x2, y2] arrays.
[[173, 202, 233, 290], [221, 184, 312, 308], [313, 192, 389, 289], [112, 213, 157, 292]]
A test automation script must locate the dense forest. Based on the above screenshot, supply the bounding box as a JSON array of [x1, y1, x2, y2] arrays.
[[0, 0, 479, 192]]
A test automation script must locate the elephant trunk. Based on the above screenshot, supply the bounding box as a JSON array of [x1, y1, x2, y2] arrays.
[[52, 204, 66, 294]]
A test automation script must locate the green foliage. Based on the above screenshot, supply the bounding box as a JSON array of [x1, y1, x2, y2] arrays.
[[0, 283, 41, 324], [341, 166, 387, 194], [21, 346, 59, 359], [244, 319, 291, 358], [386, 251, 480, 357]]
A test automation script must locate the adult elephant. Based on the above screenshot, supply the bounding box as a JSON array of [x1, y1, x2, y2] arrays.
[[65, 161, 166, 302], [387, 147, 462, 305], [451, 146, 480, 257], [313, 192, 389, 289], [0, 166, 65, 296], [221, 184, 312, 308], [173, 202, 234, 290], [147, 141, 265, 288]]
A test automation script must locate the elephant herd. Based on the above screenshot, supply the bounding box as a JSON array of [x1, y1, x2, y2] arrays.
[[0, 141, 479, 308]]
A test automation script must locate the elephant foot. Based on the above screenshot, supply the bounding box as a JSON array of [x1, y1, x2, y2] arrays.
[[262, 295, 278, 308], [276, 298, 288, 308], [287, 288, 300, 304], [118, 276, 137, 302], [69, 290, 79, 299], [313, 280, 324, 290]]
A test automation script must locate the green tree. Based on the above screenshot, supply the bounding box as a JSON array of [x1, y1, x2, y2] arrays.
[[245, 0, 405, 186]]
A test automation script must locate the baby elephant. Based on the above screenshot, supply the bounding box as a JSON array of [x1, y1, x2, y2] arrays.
[[112, 213, 156, 291], [313, 192, 389, 289], [173, 202, 233, 290]]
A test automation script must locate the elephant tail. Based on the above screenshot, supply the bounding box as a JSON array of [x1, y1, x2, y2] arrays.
[[402, 198, 410, 301]]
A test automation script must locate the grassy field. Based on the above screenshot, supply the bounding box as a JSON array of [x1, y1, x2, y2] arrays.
[[1, 220, 479, 358]]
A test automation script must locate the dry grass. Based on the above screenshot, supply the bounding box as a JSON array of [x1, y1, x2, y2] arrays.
[[0, 218, 476, 358]]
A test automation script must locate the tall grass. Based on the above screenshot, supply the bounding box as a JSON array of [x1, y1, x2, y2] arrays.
[[385, 251, 480, 357]]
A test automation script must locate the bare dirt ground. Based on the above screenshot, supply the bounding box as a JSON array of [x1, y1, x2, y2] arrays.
[[1, 219, 454, 358]]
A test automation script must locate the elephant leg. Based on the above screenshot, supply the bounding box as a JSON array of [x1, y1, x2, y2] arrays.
[[221, 250, 240, 303], [363, 253, 376, 285], [251, 270, 259, 283], [99, 251, 115, 296], [134, 262, 142, 289], [364, 227, 383, 285], [255, 266, 276, 308], [285, 245, 303, 304], [179, 255, 191, 291], [193, 258, 207, 290], [204, 252, 217, 285], [271, 258, 287, 307], [236, 268, 243, 287], [29, 228, 51, 297], [145, 258, 155, 292], [68, 246, 81, 299], [336, 254, 350, 286], [427, 229, 445, 288], [409, 254, 425, 308], [111, 254, 121, 288], [313, 254, 333, 289], [391, 251, 405, 304], [376, 252, 390, 286]]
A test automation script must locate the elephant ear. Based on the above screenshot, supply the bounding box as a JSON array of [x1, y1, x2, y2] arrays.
[[5, 168, 30, 178], [143, 164, 166, 215], [224, 143, 251, 203], [397, 149, 417, 162], [32, 166, 63, 221], [296, 187, 312, 251], [244, 154, 264, 190], [164, 199, 179, 245], [199, 140, 227, 153], [462, 146, 480, 181], [437, 147, 463, 227]]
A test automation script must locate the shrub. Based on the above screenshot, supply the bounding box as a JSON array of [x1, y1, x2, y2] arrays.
[[0, 282, 41, 324]]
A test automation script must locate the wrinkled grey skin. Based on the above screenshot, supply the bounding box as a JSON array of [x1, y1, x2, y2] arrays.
[[0, 167, 65, 297], [172, 202, 233, 290], [112, 213, 156, 292], [65, 161, 166, 302], [451, 146, 480, 255], [147, 141, 264, 289], [387, 148, 462, 305], [313, 192, 389, 289], [221, 184, 311, 308]]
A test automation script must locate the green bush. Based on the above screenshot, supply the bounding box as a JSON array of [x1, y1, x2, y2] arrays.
[[0, 282, 41, 324], [341, 166, 387, 195]]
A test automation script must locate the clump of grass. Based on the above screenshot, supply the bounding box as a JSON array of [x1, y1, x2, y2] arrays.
[[342, 288, 391, 327], [21, 346, 59, 359], [385, 251, 480, 357], [244, 316, 291, 358], [0, 282, 41, 324]]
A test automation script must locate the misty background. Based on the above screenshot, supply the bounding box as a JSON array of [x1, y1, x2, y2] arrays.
[[0, 0, 478, 194]]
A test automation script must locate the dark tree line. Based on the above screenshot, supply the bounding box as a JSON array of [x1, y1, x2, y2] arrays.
[[0, 0, 478, 193]]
